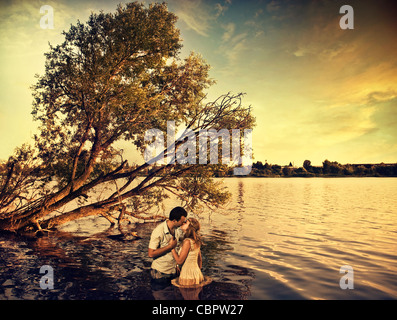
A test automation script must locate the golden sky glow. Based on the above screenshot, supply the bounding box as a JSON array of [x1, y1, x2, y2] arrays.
[[1, 0, 396, 166]]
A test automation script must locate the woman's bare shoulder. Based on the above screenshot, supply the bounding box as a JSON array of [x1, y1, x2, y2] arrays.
[[182, 238, 197, 249], [182, 238, 192, 246]]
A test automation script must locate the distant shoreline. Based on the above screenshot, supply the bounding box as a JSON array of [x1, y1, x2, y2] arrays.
[[212, 160, 397, 178], [127, 160, 397, 178]]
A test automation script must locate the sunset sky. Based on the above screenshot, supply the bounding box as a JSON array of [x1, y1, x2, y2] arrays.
[[1, 0, 396, 166]]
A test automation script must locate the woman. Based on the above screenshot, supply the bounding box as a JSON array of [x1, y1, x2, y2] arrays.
[[171, 218, 211, 288]]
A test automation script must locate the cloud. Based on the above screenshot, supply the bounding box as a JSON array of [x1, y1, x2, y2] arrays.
[[219, 31, 248, 66], [366, 92, 397, 138], [171, 0, 233, 36], [266, 0, 280, 13], [0, 0, 93, 54], [367, 90, 397, 105], [215, 2, 229, 17], [306, 104, 376, 143], [221, 22, 235, 42], [172, 0, 212, 36], [254, 8, 263, 18]]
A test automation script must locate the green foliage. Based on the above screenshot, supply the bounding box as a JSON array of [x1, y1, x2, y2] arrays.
[[303, 160, 311, 170], [175, 166, 231, 214], [31, 3, 185, 179], [0, 145, 42, 219]]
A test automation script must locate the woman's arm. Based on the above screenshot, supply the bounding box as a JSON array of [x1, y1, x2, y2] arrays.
[[197, 250, 202, 269], [171, 239, 191, 265]]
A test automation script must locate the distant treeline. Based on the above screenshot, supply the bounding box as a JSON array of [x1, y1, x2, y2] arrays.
[[129, 160, 397, 178], [244, 160, 397, 177]]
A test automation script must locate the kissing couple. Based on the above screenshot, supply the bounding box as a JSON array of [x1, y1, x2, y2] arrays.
[[148, 206, 212, 289]]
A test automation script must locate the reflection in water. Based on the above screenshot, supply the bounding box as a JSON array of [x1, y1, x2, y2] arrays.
[[177, 286, 203, 300], [0, 221, 254, 300], [237, 180, 244, 209], [1, 178, 397, 299]]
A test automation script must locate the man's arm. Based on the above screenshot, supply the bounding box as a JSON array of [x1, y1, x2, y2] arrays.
[[148, 237, 177, 258]]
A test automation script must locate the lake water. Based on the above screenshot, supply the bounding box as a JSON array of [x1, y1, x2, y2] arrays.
[[1, 177, 396, 300]]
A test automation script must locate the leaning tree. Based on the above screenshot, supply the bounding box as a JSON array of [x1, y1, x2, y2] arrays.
[[0, 2, 255, 234]]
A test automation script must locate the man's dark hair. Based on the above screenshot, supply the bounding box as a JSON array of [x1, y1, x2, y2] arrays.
[[169, 206, 187, 221]]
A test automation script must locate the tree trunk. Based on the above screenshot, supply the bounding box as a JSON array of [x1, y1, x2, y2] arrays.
[[40, 205, 108, 230]]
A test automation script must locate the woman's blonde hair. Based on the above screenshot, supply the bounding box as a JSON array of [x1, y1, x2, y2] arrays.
[[184, 218, 202, 247]]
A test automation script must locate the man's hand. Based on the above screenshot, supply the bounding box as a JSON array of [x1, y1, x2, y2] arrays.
[[168, 237, 177, 249], [148, 237, 177, 259]]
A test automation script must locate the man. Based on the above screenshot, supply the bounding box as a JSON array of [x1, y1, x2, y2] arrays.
[[148, 206, 187, 284]]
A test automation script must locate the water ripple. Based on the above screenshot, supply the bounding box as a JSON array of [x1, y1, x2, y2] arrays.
[[1, 178, 397, 300]]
